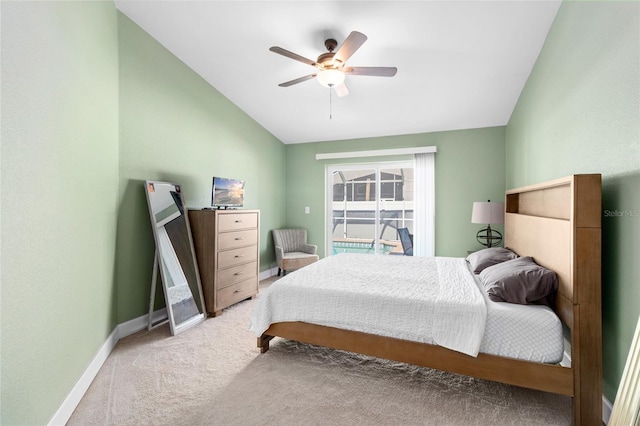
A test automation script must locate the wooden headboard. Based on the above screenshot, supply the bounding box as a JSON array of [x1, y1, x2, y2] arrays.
[[504, 174, 602, 424], [504, 174, 601, 330]]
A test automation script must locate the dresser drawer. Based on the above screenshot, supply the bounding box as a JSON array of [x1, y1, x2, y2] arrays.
[[218, 229, 258, 251], [216, 261, 257, 289], [216, 278, 257, 310], [217, 245, 258, 269], [217, 212, 258, 232]]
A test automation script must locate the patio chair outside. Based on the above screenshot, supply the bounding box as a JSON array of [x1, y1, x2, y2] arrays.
[[398, 227, 413, 256]]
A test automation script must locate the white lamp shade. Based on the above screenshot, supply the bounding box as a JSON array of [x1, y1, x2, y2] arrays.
[[316, 69, 345, 87], [471, 201, 504, 225]]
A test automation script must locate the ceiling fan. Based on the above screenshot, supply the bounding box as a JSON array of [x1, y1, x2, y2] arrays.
[[269, 31, 397, 97]]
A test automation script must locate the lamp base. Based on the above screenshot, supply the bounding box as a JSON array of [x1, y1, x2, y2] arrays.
[[476, 225, 502, 248]]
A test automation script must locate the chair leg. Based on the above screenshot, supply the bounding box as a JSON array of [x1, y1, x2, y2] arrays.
[[283, 270, 287, 276], [277, 268, 281, 277]]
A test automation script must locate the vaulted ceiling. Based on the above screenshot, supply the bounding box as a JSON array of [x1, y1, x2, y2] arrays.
[[115, 1, 561, 144]]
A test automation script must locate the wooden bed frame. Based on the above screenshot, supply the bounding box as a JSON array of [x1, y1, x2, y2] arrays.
[[258, 174, 602, 425]]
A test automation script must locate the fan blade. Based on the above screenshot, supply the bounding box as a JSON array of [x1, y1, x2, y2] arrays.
[[334, 83, 349, 97], [345, 66, 397, 77], [269, 46, 317, 67], [278, 74, 317, 87], [333, 31, 367, 65]]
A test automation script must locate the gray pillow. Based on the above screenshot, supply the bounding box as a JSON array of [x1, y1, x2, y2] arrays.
[[466, 247, 519, 274], [479, 256, 558, 307]]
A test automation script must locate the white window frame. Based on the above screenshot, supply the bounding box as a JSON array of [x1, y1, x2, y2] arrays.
[[326, 160, 414, 256]]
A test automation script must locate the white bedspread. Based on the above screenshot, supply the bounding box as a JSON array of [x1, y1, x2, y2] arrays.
[[249, 253, 487, 357]]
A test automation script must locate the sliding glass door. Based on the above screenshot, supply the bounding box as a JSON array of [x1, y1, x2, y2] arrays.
[[327, 162, 414, 255]]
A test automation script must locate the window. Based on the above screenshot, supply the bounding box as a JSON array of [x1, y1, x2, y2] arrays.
[[327, 162, 414, 256]]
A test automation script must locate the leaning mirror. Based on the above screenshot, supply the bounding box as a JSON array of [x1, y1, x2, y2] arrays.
[[144, 181, 205, 335], [609, 314, 640, 426]]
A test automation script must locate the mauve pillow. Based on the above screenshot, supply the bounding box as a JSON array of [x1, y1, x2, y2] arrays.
[[479, 256, 558, 307], [466, 247, 519, 274]]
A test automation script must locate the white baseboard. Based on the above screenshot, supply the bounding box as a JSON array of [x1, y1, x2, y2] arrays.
[[47, 327, 119, 426], [47, 269, 278, 425], [46, 308, 168, 426], [259, 267, 279, 281], [117, 307, 168, 339]]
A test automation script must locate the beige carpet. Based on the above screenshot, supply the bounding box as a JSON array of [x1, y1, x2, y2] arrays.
[[69, 278, 571, 425]]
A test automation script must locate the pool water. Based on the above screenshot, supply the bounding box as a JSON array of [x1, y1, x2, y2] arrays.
[[332, 241, 396, 255]]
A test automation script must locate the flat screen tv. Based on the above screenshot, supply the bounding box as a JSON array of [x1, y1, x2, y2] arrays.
[[211, 177, 245, 209]]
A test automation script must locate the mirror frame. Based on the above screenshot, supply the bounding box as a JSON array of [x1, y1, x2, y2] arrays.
[[144, 180, 206, 335], [609, 314, 640, 425]]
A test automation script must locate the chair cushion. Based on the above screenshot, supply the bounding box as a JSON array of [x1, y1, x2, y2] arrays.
[[281, 253, 319, 271], [283, 251, 317, 260]]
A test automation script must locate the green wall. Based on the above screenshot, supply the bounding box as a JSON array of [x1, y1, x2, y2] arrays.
[[506, 1, 640, 402], [116, 13, 286, 322], [285, 127, 506, 258], [1, 2, 120, 424], [0, 4, 286, 424]]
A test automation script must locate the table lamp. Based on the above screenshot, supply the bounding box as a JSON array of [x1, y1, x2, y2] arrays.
[[471, 200, 504, 248]]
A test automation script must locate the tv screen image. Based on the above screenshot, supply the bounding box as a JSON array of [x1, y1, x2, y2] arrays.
[[212, 177, 245, 208]]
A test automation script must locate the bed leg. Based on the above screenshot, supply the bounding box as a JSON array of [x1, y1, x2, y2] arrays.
[[258, 334, 274, 353]]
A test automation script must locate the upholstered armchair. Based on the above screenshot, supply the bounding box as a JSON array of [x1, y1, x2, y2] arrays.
[[272, 228, 319, 276]]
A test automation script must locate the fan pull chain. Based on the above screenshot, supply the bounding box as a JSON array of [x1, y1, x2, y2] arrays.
[[329, 86, 333, 120]]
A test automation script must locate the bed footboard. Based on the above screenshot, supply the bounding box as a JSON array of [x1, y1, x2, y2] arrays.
[[260, 321, 574, 396]]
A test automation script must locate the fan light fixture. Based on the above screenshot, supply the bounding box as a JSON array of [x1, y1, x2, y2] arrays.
[[316, 69, 345, 87], [270, 31, 397, 96]]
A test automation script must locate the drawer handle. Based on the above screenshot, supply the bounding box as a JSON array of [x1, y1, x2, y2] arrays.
[[235, 237, 244, 241], [233, 289, 241, 293], [234, 272, 243, 276], [234, 255, 244, 258], [235, 220, 243, 223]]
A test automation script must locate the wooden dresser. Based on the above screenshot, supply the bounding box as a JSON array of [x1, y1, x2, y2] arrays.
[[188, 209, 260, 316]]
